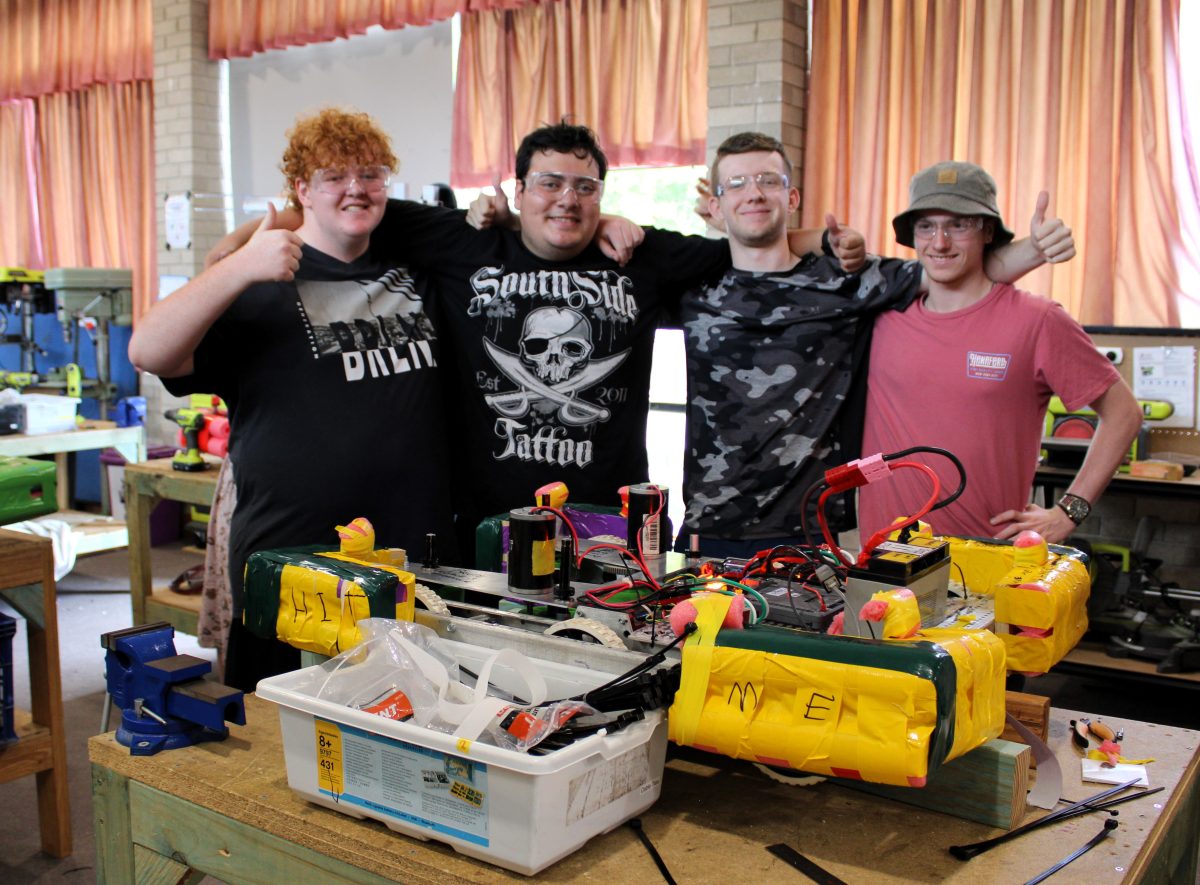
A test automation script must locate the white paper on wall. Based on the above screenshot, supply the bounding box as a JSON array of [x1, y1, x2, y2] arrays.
[[1132, 346, 1196, 429]]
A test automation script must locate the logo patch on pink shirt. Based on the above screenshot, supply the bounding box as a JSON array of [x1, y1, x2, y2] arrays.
[[966, 351, 1010, 381]]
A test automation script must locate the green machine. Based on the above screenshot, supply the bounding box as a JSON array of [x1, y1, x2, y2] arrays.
[[42, 267, 133, 418]]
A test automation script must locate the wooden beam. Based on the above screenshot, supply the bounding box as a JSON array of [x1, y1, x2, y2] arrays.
[[834, 739, 1031, 829]]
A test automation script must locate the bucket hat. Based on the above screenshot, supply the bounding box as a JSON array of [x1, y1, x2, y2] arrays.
[[892, 161, 1014, 248]]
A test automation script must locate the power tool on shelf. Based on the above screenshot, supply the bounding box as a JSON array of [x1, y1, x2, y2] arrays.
[[165, 407, 208, 471]]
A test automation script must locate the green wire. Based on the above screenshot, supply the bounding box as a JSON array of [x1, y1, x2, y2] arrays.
[[708, 579, 770, 625]]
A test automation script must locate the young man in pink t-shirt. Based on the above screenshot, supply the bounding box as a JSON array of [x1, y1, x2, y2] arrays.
[[858, 162, 1142, 545]]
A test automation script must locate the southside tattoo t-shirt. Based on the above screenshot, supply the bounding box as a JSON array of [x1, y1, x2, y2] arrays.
[[373, 200, 731, 537]]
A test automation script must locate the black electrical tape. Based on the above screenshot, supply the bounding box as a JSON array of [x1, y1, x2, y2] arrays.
[[766, 843, 849, 885]]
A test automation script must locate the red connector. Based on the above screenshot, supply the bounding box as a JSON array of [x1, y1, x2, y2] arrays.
[[823, 453, 890, 492]]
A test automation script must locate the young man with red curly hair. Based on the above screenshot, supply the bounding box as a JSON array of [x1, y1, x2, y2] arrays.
[[129, 108, 457, 690]]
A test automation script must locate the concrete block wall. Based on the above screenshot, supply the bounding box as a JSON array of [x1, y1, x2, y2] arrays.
[[144, 0, 225, 445], [1077, 494, 1200, 592], [706, 0, 807, 206]]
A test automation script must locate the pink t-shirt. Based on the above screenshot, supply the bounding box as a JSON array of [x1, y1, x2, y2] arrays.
[[858, 282, 1120, 541]]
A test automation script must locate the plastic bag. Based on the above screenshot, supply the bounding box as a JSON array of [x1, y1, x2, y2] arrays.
[[312, 619, 595, 752]]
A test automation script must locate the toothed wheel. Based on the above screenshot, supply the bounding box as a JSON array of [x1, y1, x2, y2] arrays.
[[752, 763, 825, 787], [544, 617, 627, 649], [414, 583, 450, 616]]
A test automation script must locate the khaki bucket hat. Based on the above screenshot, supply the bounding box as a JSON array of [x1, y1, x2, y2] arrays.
[[892, 161, 1015, 248]]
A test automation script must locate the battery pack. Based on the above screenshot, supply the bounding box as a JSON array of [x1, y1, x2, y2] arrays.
[[844, 537, 950, 637], [759, 577, 845, 632], [0, 456, 57, 523]]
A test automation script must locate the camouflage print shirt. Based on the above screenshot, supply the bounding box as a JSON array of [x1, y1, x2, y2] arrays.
[[679, 252, 920, 540]]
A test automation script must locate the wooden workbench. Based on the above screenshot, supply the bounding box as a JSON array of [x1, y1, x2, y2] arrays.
[[124, 455, 220, 636], [0, 421, 144, 513], [0, 529, 71, 857], [90, 694, 1199, 884]]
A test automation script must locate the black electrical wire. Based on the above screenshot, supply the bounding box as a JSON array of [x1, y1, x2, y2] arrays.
[[629, 818, 677, 885], [569, 625, 693, 711], [882, 445, 968, 512], [799, 477, 827, 548]]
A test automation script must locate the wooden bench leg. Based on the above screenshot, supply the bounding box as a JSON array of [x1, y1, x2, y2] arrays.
[[27, 547, 72, 857]]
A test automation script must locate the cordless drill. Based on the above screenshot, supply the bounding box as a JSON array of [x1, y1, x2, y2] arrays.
[[165, 408, 208, 471]]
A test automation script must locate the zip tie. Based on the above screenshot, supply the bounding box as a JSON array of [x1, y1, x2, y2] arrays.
[[1023, 819, 1118, 885]]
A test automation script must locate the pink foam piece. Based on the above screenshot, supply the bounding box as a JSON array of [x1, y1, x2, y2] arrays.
[[668, 600, 697, 637]]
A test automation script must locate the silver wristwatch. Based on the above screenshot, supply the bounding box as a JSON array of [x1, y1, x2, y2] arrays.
[[1056, 492, 1091, 526]]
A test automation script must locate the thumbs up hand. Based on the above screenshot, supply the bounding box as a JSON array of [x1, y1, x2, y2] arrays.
[[826, 213, 866, 272], [467, 181, 517, 230], [1030, 191, 1075, 264], [242, 202, 304, 282]]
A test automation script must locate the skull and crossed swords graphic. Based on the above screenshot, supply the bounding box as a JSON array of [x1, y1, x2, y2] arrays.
[[484, 307, 627, 426]]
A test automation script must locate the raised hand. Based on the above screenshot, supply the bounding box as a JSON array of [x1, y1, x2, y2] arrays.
[[1030, 191, 1075, 264], [241, 203, 304, 282], [467, 181, 515, 230], [825, 213, 866, 272]]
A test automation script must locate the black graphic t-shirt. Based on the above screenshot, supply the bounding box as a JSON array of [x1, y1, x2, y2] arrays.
[[679, 253, 921, 540], [166, 244, 457, 610], [374, 200, 730, 537]]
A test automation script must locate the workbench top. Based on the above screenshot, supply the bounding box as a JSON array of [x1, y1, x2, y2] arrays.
[[89, 694, 1199, 883]]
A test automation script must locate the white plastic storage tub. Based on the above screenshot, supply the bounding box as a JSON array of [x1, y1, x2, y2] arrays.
[[18, 394, 79, 434], [256, 637, 668, 876]]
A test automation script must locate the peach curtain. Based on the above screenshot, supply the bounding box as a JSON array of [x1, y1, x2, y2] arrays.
[[0, 0, 155, 320], [0, 0, 152, 101], [208, 0, 543, 59], [804, 0, 1188, 326], [29, 82, 157, 317], [452, 0, 707, 186], [0, 99, 41, 267]]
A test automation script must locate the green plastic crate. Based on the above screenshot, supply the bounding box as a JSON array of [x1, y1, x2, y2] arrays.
[[0, 456, 57, 524]]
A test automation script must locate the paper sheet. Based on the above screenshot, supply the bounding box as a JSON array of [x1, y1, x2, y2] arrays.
[[1133, 346, 1196, 429], [1081, 758, 1150, 787]]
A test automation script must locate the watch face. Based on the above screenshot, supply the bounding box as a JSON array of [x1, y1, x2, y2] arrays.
[[1059, 495, 1090, 523]]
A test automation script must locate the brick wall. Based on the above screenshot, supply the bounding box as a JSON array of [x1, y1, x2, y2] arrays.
[[706, 0, 807, 206], [143, 0, 225, 445]]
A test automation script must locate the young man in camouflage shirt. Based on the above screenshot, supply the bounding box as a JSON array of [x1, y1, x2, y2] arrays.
[[678, 133, 1070, 558]]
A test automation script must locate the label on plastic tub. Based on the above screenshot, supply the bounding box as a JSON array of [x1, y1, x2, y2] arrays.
[[566, 743, 655, 825], [312, 717, 490, 846]]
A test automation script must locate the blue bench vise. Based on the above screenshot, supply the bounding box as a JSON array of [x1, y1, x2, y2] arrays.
[[102, 621, 245, 756]]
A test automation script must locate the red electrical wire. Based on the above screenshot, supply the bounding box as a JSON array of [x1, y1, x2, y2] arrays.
[[530, 505, 580, 555], [577, 541, 660, 589], [534, 487, 665, 590], [816, 460, 941, 567], [633, 485, 666, 572], [854, 461, 941, 565]]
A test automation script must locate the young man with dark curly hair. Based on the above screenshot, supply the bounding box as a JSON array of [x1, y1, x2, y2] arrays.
[[129, 108, 457, 690]]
